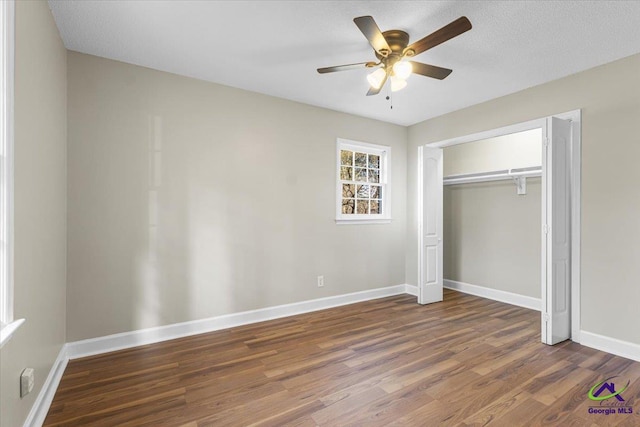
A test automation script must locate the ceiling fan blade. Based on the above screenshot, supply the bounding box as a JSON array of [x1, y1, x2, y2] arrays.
[[409, 62, 453, 80], [406, 16, 472, 56], [366, 71, 389, 96], [317, 62, 375, 74], [354, 16, 391, 56]]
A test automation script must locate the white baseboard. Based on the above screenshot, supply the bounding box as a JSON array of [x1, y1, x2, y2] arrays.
[[580, 330, 640, 362], [66, 284, 408, 360], [444, 279, 541, 312], [404, 284, 418, 297], [23, 344, 68, 427]]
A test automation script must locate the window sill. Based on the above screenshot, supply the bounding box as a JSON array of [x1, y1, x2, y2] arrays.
[[0, 318, 25, 349], [336, 218, 392, 225]]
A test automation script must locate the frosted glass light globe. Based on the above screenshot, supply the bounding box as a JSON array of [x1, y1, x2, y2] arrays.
[[393, 61, 412, 80], [390, 75, 407, 92], [366, 68, 387, 89]]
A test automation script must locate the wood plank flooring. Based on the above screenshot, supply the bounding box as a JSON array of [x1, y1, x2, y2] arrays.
[[44, 290, 640, 426]]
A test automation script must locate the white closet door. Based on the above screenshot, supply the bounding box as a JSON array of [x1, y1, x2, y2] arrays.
[[543, 117, 572, 344], [420, 147, 443, 305]]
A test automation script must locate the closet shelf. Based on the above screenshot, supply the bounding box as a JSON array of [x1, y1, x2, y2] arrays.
[[443, 166, 541, 195]]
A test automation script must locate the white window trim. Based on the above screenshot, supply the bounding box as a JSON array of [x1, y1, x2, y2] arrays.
[[0, 0, 22, 348], [335, 138, 392, 225]]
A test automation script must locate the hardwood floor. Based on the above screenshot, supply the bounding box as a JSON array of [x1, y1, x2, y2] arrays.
[[45, 289, 640, 426]]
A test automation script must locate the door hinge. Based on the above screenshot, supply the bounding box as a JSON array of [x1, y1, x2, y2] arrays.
[[543, 313, 550, 322], [543, 224, 549, 234], [543, 137, 549, 147]]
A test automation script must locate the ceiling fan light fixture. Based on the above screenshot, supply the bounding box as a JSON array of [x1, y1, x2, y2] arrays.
[[318, 15, 470, 96], [393, 60, 412, 80], [366, 68, 387, 89], [390, 75, 407, 92]]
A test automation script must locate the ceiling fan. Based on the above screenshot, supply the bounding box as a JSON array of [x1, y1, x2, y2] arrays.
[[317, 15, 472, 96]]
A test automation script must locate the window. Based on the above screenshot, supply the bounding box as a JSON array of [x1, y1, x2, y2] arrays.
[[0, 0, 20, 347], [336, 138, 391, 224]]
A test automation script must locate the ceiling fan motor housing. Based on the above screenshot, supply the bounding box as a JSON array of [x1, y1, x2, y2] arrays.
[[376, 30, 413, 72]]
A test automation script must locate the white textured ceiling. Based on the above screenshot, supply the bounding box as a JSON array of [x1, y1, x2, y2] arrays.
[[49, 1, 640, 126]]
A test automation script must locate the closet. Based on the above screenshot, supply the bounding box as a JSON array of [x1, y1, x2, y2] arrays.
[[442, 128, 542, 305], [420, 114, 578, 345]]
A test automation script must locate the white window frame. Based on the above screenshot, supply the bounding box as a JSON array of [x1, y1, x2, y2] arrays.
[[0, 0, 22, 348], [335, 138, 391, 225]]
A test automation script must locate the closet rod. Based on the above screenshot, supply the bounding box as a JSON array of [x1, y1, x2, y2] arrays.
[[443, 166, 542, 186]]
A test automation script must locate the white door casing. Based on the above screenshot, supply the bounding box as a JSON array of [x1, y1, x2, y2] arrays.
[[419, 147, 443, 305], [542, 117, 572, 345]]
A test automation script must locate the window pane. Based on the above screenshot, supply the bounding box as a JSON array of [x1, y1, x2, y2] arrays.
[[340, 166, 352, 180], [370, 185, 381, 199], [357, 200, 369, 214], [357, 184, 369, 198], [342, 184, 355, 198], [355, 167, 367, 182], [368, 168, 379, 183], [342, 199, 355, 214], [354, 152, 367, 167], [337, 141, 389, 220], [340, 150, 353, 166]]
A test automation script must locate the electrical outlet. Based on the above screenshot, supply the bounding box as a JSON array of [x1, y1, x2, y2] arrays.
[[317, 275, 324, 288], [20, 368, 34, 398]]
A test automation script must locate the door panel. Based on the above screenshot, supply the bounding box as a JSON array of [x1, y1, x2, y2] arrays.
[[420, 147, 443, 305], [425, 246, 437, 283], [544, 117, 571, 344]]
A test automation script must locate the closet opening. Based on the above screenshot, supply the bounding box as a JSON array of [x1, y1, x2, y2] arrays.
[[417, 111, 581, 346]]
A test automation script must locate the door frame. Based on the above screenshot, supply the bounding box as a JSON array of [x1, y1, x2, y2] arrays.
[[417, 109, 582, 343]]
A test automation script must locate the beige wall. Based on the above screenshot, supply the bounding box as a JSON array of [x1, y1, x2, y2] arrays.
[[444, 180, 541, 298], [407, 53, 640, 345], [443, 131, 542, 298], [66, 52, 407, 341], [0, 1, 67, 426], [444, 128, 542, 176]]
